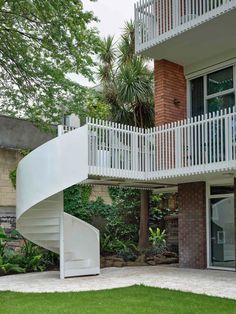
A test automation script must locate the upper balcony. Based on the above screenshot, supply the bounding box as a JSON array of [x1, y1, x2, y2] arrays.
[[134, 0, 236, 65]]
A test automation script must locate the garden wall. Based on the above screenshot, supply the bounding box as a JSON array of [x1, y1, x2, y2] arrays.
[[89, 185, 112, 205], [0, 148, 21, 207]]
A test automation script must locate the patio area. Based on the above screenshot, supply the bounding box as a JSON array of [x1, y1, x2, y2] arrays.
[[0, 265, 235, 299]]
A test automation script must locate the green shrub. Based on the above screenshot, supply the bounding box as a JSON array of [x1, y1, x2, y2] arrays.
[[0, 227, 59, 276], [64, 185, 178, 257], [64, 185, 93, 222], [101, 234, 137, 260]]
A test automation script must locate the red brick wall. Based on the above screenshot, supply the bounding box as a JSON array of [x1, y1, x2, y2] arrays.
[[154, 59, 187, 126], [178, 182, 207, 269]]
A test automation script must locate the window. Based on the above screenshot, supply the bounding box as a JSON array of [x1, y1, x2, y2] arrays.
[[190, 66, 235, 117], [210, 185, 234, 195], [207, 67, 233, 95], [191, 76, 204, 117]]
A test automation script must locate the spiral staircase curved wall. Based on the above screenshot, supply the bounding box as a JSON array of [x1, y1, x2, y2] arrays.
[[16, 125, 100, 279]]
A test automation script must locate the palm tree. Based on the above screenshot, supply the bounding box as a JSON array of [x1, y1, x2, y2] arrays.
[[98, 21, 154, 250]]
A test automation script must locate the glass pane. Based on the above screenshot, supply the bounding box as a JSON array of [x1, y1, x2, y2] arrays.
[[211, 186, 234, 195], [210, 197, 235, 268], [207, 67, 233, 95], [207, 92, 235, 113], [191, 76, 204, 117]]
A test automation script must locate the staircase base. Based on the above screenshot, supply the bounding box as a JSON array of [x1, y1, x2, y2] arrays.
[[64, 267, 100, 278]]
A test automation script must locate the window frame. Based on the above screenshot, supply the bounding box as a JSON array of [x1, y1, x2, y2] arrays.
[[188, 64, 236, 117]]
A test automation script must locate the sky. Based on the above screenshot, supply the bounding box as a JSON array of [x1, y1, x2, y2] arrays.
[[83, 0, 136, 38], [68, 0, 137, 87]]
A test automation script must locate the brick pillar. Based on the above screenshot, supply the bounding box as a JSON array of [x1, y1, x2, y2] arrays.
[[154, 59, 187, 126], [178, 182, 207, 269]]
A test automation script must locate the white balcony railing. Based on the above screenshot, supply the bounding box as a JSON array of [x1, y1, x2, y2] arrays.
[[87, 107, 236, 180], [135, 0, 236, 53], [58, 108, 236, 181]]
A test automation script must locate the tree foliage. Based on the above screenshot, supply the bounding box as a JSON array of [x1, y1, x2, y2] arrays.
[[81, 89, 111, 123], [0, 0, 101, 125], [98, 21, 154, 128]]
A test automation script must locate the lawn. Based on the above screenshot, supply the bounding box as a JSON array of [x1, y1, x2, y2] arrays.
[[0, 285, 235, 314]]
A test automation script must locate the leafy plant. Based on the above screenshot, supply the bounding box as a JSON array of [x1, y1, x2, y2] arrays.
[[0, 227, 11, 256], [0, 227, 59, 276], [64, 185, 93, 222], [0, 227, 21, 254], [107, 187, 140, 243], [9, 149, 31, 189], [0, 228, 25, 275], [148, 227, 167, 255], [149, 227, 166, 247], [19, 239, 59, 272], [9, 169, 17, 189], [0, 255, 25, 276], [101, 233, 137, 261], [117, 247, 138, 262]]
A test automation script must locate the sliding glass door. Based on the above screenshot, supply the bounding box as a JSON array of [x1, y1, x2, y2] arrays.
[[209, 186, 235, 269]]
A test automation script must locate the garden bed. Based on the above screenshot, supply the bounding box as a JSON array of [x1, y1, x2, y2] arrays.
[[101, 252, 178, 268]]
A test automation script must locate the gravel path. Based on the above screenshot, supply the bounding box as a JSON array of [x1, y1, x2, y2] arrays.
[[0, 266, 236, 300]]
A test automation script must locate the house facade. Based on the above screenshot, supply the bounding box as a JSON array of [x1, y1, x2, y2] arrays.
[[16, 1, 236, 279], [135, 0, 236, 270]]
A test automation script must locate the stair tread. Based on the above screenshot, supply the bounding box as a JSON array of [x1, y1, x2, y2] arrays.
[[23, 231, 59, 234], [19, 224, 59, 228]]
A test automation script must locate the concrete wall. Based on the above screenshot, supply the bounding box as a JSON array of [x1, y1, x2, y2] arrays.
[[0, 115, 55, 150], [0, 148, 21, 206], [0, 148, 23, 250]]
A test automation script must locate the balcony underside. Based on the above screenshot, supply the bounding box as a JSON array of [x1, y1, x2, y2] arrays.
[[86, 165, 236, 191], [141, 9, 236, 66]]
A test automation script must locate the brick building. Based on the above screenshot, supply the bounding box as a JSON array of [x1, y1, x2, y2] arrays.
[[134, 0, 236, 271]]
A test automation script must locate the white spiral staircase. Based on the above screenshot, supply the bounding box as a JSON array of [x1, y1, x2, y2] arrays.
[[16, 125, 100, 279]]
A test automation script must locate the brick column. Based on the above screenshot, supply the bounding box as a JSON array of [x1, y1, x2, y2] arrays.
[[178, 182, 207, 269], [154, 59, 187, 126]]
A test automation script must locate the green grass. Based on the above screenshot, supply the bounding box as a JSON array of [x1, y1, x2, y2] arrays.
[[0, 285, 235, 314]]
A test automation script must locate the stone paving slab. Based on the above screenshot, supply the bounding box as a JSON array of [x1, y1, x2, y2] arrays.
[[0, 266, 236, 300]]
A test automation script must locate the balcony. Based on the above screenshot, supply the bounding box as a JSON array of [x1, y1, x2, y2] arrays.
[[134, 0, 236, 65], [60, 108, 236, 188]]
